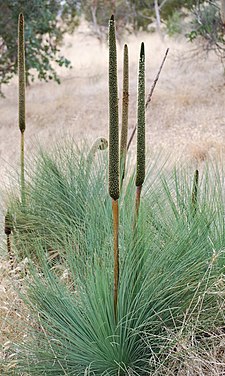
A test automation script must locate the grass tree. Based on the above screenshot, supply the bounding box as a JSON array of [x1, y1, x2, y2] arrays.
[[108, 15, 120, 320], [18, 13, 26, 207], [6, 14, 225, 376], [9, 165, 225, 374]]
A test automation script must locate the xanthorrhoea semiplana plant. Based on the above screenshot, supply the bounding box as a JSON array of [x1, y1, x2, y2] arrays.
[[11, 187, 225, 375]]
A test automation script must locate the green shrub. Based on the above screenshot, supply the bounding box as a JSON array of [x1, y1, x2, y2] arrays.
[[165, 11, 182, 37]]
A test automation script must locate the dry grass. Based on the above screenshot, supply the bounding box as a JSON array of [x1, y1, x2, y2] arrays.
[[0, 256, 30, 374], [0, 22, 224, 180], [0, 21, 225, 374]]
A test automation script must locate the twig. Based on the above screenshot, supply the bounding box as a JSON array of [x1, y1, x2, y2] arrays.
[[127, 48, 169, 151], [145, 48, 169, 108]]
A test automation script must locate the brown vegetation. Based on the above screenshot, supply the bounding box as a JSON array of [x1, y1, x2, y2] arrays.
[[0, 22, 224, 182]]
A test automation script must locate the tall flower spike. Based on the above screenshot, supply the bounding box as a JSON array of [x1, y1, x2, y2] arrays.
[[136, 42, 145, 188], [18, 13, 26, 207], [120, 44, 129, 185], [18, 13, 25, 133], [108, 15, 120, 321], [108, 14, 119, 201], [133, 43, 145, 231]]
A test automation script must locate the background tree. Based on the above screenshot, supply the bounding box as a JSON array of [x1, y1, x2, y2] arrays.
[[1, 0, 223, 95], [221, 0, 225, 25], [80, 0, 204, 38], [187, 0, 225, 60], [0, 0, 79, 95]]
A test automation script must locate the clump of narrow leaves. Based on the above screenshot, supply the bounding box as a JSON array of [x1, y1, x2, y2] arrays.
[[7, 155, 225, 375]]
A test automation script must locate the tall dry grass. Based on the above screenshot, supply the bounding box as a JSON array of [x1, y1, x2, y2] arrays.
[[0, 22, 224, 183]]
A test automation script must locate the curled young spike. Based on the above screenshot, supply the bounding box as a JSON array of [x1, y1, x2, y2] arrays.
[[136, 42, 145, 188], [90, 137, 108, 154], [108, 15, 119, 201], [120, 44, 129, 184], [86, 138, 108, 178]]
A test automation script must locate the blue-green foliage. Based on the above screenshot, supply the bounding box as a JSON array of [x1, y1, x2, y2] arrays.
[[7, 145, 225, 375]]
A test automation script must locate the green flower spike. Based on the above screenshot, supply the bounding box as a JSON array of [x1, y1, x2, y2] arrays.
[[136, 42, 145, 188], [108, 15, 119, 201]]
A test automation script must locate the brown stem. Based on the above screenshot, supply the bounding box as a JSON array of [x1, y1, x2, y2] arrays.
[[133, 185, 142, 230], [112, 199, 119, 321], [132, 185, 143, 295], [127, 48, 169, 151], [21, 130, 25, 207]]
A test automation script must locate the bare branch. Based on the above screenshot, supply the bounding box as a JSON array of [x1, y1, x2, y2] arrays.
[[145, 47, 169, 109]]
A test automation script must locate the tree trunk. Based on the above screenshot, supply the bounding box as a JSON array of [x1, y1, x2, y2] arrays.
[[154, 0, 161, 34], [221, 0, 225, 25]]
